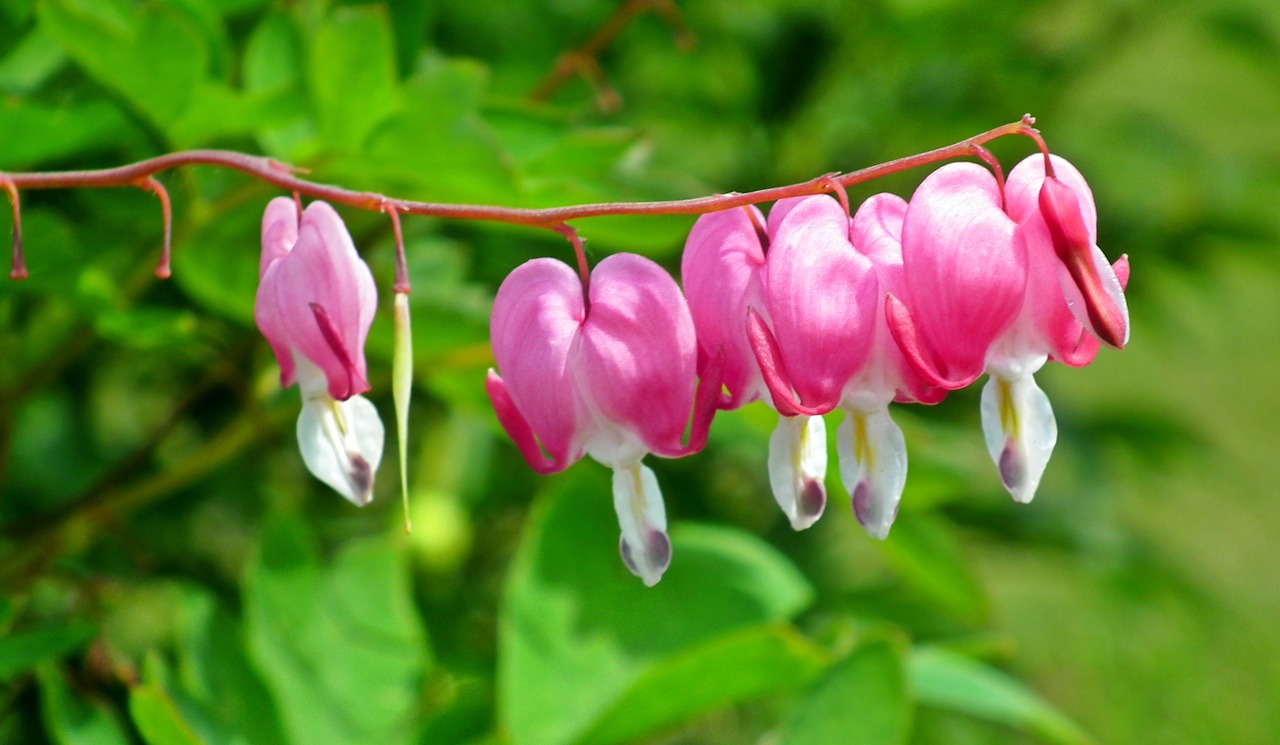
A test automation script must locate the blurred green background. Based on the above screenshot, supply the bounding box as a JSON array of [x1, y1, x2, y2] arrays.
[[1, 0, 1278, 743]]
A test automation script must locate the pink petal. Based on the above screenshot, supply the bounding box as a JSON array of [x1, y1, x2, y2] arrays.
[[490, 258, 588, 470], [578, 253, 697, 460], [765, 195, 878, 410], [1006, 154, 1097, 231], [899, 163, 1027, 387], [485, 370, 575, 474], [747, 307, 826, 417], [1040, 178, 1129, 349], [850, 193, 943, 403], [255, 198, 301, 385], [765, 196, 809, 241], [260, 196, 297, 278], [680, 206, 768, 408], [1009, 154, 1128, 350], [850, 193, 907, 273], [254, 201, 377, 399]]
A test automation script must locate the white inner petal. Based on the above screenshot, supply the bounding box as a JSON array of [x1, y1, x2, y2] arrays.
[[294, 355, 385, 506], [979, 371, 1057, 504], [836, 405, 907, 540], [611, 462, 671, 587], [767, 414, 828, 530]]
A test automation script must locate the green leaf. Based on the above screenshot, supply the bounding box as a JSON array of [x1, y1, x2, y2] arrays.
[[174, 590, 288, 745], [129, 685, 203, 745], [37, 0, 208, 132], [362, 55, 511, 202], [0, 26, 67, 94], [36, 663, 132, 745], [0, 98, 133, 170], [171, 201, 261, 323], [308, 5, 401, 153], [244, 10, 303, 93], [877, 512, 987, 623], [499, 467, 813, 745], [0, 620, 95, 682], [167, 81, 302, 148], [244, 516, 431, 745], [581, 624, 827, 745], [0, 0, 36, 24], [92, 306, 202, 351], [784, 638, 911, 745], [242, 9, 315, 158], [909, 647, 1093, 745]]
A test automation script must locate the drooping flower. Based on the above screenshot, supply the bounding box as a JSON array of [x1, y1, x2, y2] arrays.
[[485, 253, 716, 586], [976, 154, 1129, 503], [887, 162, 1029, 391], [682, 196, 879, 530], [254, 197, 384, 506], [837, 193, 947, 538], [1004, 154, 1129, 360], [681, 205, 768, 410]]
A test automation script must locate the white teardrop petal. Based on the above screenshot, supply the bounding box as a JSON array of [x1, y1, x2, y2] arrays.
[[767, 414, 828, 530], [836, 406, 907, 539], [612, 463, 671, 586], [980, 373, 1057, 504], [297, 393, 385, 506]]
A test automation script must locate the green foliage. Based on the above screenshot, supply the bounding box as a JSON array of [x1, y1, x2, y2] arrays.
[[783, 638, 911, 745], [36, 664, 132, 745], [0, 622, 95, 683], [244, 516, 429, 745], [909, 647, 1092, 745], [2, 1, 1277, 744], [500, 468, 818, 744]]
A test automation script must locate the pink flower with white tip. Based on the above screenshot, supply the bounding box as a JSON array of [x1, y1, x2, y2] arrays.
[[886, 162, 1030, 392], [486, 253, 717, 586], [682, 196, 880, 531], [976, 153, 1130, 503], [254, 197, 384, 506], [836, 193, 947, 539]]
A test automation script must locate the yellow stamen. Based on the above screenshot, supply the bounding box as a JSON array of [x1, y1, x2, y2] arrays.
[[855, 412, 873, 469], [997, 378, 1019, 438]]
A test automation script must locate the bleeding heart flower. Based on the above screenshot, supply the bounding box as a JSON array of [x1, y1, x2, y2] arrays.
[[977, 154, 1130, 503], [683, 196, 879, 530], [887, 162, 1028, 391], [486, 253, 717, 586], [254, 197, 384, 506], [835, 193, 948, 539]]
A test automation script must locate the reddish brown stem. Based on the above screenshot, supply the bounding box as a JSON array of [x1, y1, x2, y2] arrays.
[[968, 144, 1006, 209], [554, 223, 591, 309], [384, 203, 410, 294], [2, 116, 1039, 273], [4, 179, 24, 280], [744, 205, 769, 254], [1018, 125, 1053, 177], [136, 176, 173, 278], [818, 175, 853, 242]]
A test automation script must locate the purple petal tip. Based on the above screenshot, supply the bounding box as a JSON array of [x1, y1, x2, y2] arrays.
[[620, 530, 672, 586], [998, 442, 1024, 495], [799, 479, 826, 522]]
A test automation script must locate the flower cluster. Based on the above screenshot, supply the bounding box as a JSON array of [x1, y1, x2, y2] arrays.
[[486, 153, 1128, 585], [251, 149, 1128, 588]]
